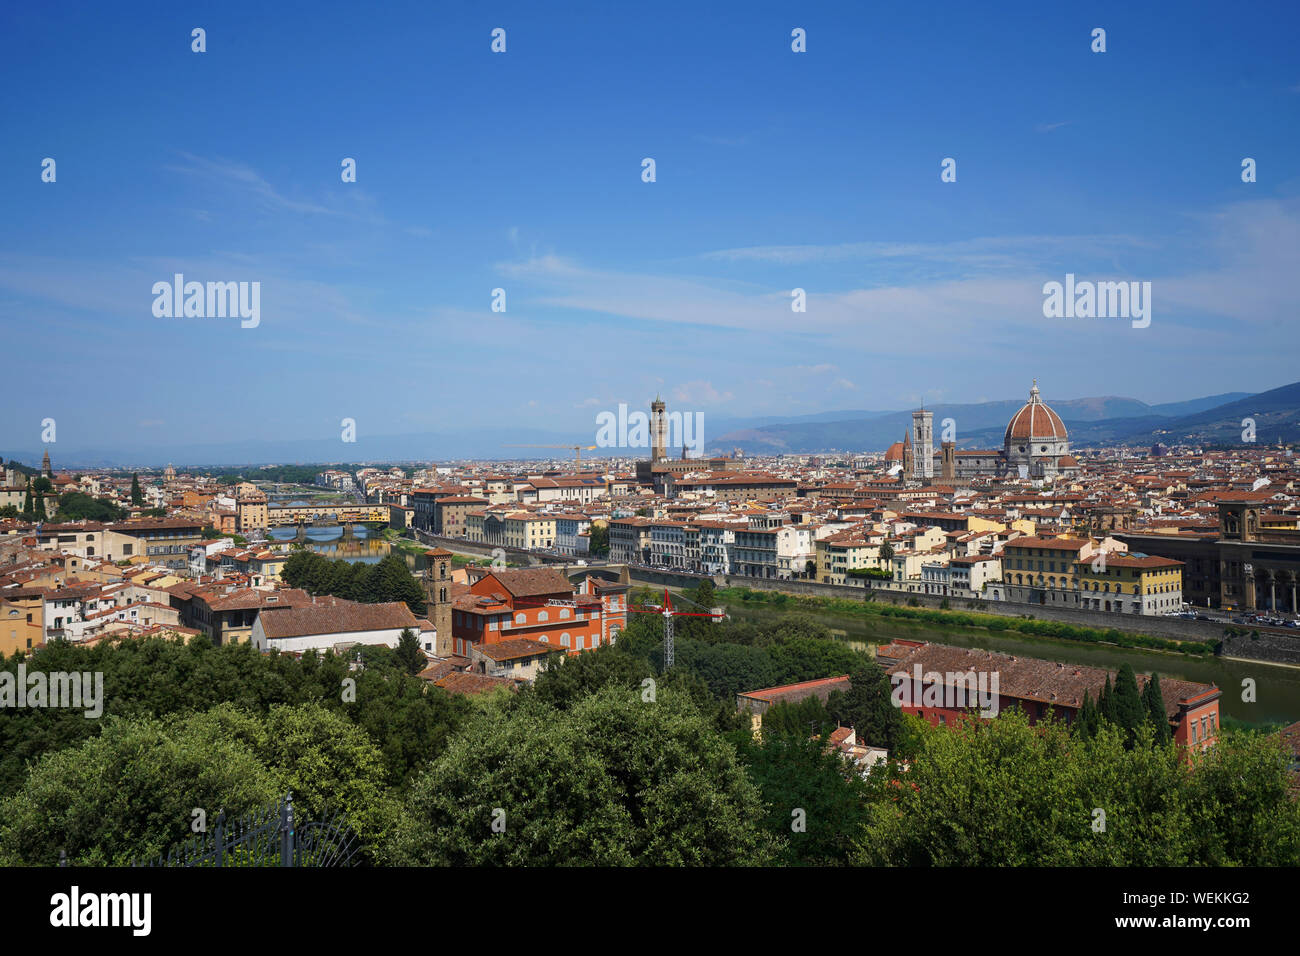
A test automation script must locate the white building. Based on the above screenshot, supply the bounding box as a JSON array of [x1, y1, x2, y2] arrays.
[[251, 599, 432, 654]]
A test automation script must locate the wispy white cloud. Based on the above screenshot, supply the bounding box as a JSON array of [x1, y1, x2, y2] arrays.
[[166, 151, 339, 217], [672, 381, 734, 405]]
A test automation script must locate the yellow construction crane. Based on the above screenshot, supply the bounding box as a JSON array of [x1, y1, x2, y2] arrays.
[[503, 443, 598, 474]]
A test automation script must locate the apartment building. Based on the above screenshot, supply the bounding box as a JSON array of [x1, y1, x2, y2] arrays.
[[609, 517, 653, 565], [449, 567, 627, 658]]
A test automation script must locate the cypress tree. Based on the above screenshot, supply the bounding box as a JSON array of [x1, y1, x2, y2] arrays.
[[34, 493, 47, 521], [395, 627, 425, 675], [21, 478, 32, 519], [842, 660, 903, 752], [1143, 672, 1171, 744], [1075, 692, 1097, 739], [131, 473, 143, 506], [1113, 664, 1145, 748], [1098, 674, 1118, 726]]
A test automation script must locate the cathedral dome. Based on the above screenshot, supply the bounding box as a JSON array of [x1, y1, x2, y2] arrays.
[[1004, 382, 1068, 445]]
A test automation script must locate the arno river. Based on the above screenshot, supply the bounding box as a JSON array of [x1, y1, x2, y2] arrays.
[[727, 602, 1300, 727], [265, 525, 432, 572]]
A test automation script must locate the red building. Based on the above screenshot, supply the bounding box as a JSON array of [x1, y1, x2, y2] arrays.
[[877, 641, 1222, 753], [448, 567, 627, 659]]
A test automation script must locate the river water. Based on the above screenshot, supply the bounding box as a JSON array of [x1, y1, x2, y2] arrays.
[[727, 602, 1300, 727], [265, 525, 431, 572]]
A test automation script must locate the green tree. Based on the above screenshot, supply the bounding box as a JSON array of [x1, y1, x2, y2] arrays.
[[858, 714, 1190, 866], [131, 473, 144, 506], [50, 492, 124, 522], [531, 644, 651, 710], [693, 577, 715, 610], [1075, 691, 1099, 740], [762, 695, 834, 739], [840, 660, 904, 752], [195, 703, 400, 858], [735, 730, 872, 865], [588, 523, 609, 557], [1186, 728, 1300, 865], [394, 627, 425, 676], [0, 711, 280, 866], [1098, 674, 1118, 726], [389, 686, 779, 865], [1142, 673, 1172, 745], [1113, 664, 1145, 748]]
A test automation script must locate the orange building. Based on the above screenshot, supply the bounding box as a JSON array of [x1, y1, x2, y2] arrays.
[[448, 567, 627, 659]]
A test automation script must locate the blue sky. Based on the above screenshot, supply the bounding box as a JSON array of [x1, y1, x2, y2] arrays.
[[1, 0, 1298, 461]]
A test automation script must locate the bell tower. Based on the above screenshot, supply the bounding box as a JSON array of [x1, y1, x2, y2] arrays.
[[423, 548, 455, 656]]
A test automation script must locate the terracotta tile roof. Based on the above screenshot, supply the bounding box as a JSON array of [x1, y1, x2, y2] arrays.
[[258, 600, 418, 640], [475, 638, 558, 661], [433, 671, 519, 696], [738, 674, 852, 705], [887, 643, 1217, 716], [479, 567, 573, 599]]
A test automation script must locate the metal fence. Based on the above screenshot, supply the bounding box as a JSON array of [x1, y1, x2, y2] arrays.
[[134, 792, 359, 867]]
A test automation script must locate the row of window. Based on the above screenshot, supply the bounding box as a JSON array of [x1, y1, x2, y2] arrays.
[[1011, 574, 1180, 596], [1190, 712, 1218, 744], [453, 631, 615, 657]]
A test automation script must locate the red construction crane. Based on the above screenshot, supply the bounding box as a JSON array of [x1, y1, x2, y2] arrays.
[[629, 587, 725, 669]]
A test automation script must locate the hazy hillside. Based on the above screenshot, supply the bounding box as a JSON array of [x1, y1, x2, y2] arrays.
[[707, 387, 1295, 454]]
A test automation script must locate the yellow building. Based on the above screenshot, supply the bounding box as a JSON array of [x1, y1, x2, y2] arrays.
[[504, 514, 556, 550], [0, 589, 45, 655], [1074, 553, 1184, 615], [235, 488, 269, 532], [815, 532, 886, 585]]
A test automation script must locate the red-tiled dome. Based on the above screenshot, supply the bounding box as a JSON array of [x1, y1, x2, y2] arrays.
[[1004, 383, 1068, 444], [884, 441, 905, 462]]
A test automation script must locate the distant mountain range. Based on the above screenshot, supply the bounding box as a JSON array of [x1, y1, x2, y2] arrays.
[[4, 387, 1295, 469], [706, 386, 1300, 455]]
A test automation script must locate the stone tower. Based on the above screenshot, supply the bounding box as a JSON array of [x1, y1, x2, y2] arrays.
[[941, 441, 956, 482], [423, 548, 455, 656], [911, 408, 934, 481], [901, 430, 913, 477], [41, 449, 51, 476], [650, 395, 668, 463]]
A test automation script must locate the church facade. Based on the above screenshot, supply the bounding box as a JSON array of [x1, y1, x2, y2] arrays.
[[886, 382, 1081, 483]]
